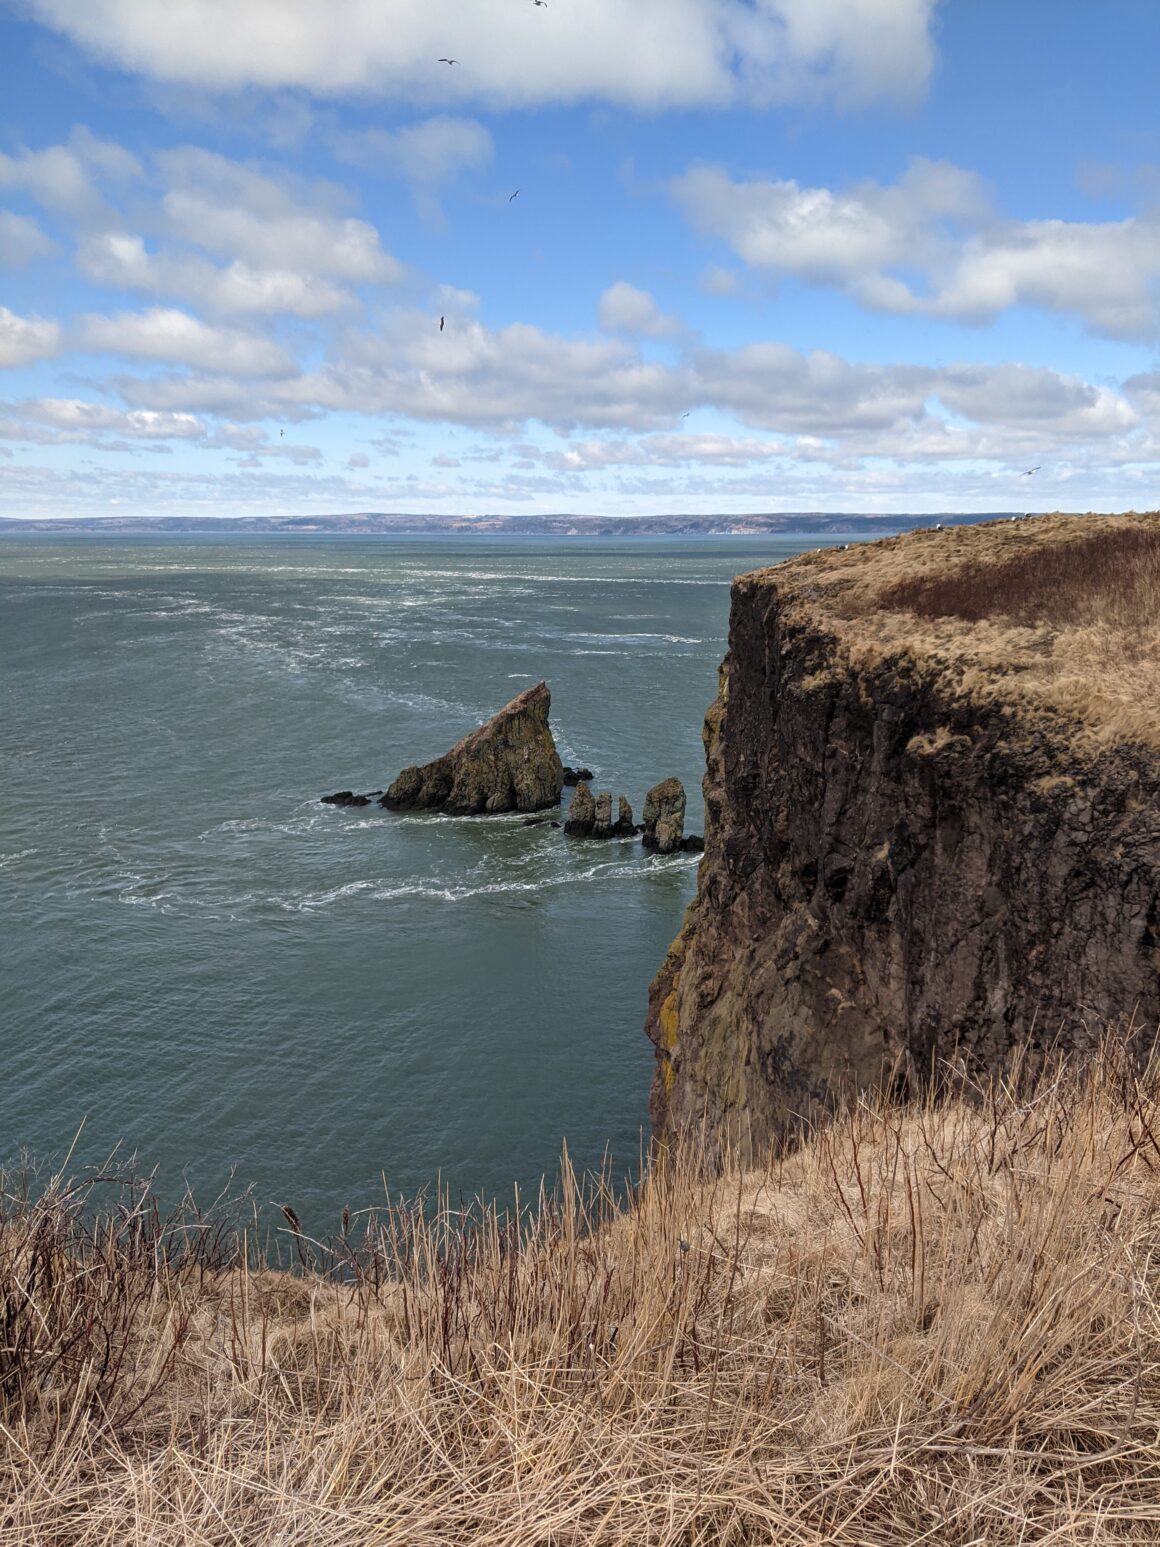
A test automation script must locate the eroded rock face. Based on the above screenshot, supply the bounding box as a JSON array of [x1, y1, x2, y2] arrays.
[[564, 781, 596, 836], [646, 559, 1160, 1160], [383, 681, 562, 815], [617, 796, 636, 836], [642, 779, 686, 854]]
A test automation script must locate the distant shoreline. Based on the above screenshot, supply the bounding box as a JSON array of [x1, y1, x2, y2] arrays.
[[0, 511, 1027, 538]]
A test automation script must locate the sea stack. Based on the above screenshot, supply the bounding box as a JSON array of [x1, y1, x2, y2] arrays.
[[382, 681, 563, 815], [642, 778, 686, 853]]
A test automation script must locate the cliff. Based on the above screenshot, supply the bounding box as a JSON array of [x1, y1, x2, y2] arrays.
[[647, 513, 1160, 1154]]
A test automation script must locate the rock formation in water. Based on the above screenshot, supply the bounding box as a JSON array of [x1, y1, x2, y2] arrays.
[[321, 790, 381, 807], [641, 779, 686, 854], [562, 765, 594, 786], [564, 781, 596, 836], [646, 514, 1160, 1157], [383, 681, 563, 815], [565, 783, 637, 838]]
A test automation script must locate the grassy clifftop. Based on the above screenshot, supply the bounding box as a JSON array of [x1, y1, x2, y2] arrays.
[[761, 511, 1160, 748], [4, 1044, 1160, 1543]]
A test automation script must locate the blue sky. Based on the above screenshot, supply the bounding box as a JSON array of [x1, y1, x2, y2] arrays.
[[1, 0, 1159, 518]]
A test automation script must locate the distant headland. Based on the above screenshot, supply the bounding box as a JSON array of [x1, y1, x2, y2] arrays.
[[0, 510, 1025, 537]]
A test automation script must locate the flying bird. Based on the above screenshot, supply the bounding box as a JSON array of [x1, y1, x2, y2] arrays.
[[509, 189, 520, 202], [681, 411, 691, 420], [437, 57, 458, 65], [439, 316, 445, 332], [279, 428, 284, 437], [1021, 466, 1041, 476], [533, 1, 547, 7]]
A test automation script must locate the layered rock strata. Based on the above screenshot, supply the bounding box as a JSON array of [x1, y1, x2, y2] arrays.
[[646, 514, 1160, 1158], [383, 681, 563, 815]]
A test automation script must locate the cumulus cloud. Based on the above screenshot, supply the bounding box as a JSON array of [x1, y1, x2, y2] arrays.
[[22, 0, 938, 110], [0, 126, 140, 222], [79, 307, 296, 375], [157, 148, 401, 285], [7, 132, 403, 318], [0, 211, 57, 266], [673, 158, 1160, 339], [598, 282, 684, 339], [0, 307, 62, 367]]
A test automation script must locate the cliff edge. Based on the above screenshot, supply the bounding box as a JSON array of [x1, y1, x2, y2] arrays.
[[647, 513, 1160, 1154]]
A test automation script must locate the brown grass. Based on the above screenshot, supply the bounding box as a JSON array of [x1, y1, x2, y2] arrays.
[[762, 512, 1160, 747], [5, 1041, 1160, 1543]]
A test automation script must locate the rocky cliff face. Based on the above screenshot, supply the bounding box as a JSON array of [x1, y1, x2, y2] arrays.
[[647, 516, 1160, 1156], [384, 680, 563, 815]]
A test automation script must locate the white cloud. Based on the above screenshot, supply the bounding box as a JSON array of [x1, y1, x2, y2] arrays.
[[598, 282, 683, 339], [0, 307, 62, 367], [0, 126, 141, 222], [79, 307, 295, 375], [78, 231, 357, 318], [673, 158, 1160, 340], [1, 398, 205, 441], [157, 148, 401, 285], [23, 0, 938, 110], [0, 211, 57, 265]]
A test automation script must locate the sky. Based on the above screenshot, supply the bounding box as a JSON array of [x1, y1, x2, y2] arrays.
[[1, 0, 1159, 519]]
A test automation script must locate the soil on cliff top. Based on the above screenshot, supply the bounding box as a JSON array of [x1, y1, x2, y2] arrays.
[[754, 511, 1160, 748]]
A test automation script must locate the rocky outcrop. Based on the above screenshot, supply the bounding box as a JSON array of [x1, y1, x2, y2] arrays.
[[642, 779, 686, 854], [565, 783, 637, 838], [562, 766, 594, 786], [564, 781, 596, 836], [321, 790, 381, 807], [646, 515, 1160, 1159], [383, 681, 563, 815]]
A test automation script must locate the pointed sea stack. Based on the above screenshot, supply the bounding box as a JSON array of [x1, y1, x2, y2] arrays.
[[382, 681, 563, 815]]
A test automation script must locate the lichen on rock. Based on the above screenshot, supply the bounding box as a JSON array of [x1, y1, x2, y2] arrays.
[[382, 681, 563, 815]]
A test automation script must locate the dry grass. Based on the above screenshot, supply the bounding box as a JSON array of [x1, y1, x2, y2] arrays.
[[5, 1041, 1160, 1543], [762, 512, 1160, 747]]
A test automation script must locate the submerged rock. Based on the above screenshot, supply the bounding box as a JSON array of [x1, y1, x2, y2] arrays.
[[642, 778, 686, 854], [564, 780, 595, 836], [322, 789, 380, 807], [382, 681, 563, 815], [562, 766, 595, 786]]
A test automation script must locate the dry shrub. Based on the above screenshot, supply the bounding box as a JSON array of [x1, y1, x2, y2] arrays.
[[878, 523, 1160, 633], [3, 1041, 1160, 1543]]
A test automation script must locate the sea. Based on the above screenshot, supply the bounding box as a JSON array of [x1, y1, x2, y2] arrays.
[[1, 533, 827, 1228]]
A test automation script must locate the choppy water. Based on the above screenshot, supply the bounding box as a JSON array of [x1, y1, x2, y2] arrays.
[[1, 534, 820, 1224]]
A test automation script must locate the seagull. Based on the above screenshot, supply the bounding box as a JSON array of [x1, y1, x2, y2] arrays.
[[1021, 466, 1041, 476], [437, 57, 458, 65], [509, 189, 520, 202], [533, 0, 547, 7], [439, 316, 445, 332], [279, 428, 284, 437]]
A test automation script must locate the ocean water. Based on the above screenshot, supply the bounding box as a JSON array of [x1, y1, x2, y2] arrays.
[[1, 534, 820, 1225]]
